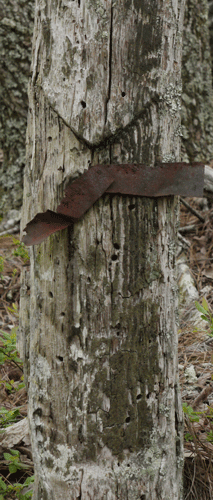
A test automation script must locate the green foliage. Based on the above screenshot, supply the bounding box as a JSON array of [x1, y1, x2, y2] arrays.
[[0, 407, 20, 428], [182, 403, 200, 422], [0, 327, 23, 369], [0, 475, 34, 500], [0, 477, 7, 496], [3, 450, 29, 474], [195, 297, 213, 337], [183, 403, 213, 447], [7, 303, 18, 318], [0, 241, 33, 499], [184, 432, 194, 441], [0, 256, 4, 278], [207, 430, 213, 443], [0, 377, 25, 394], [12, 239, 29, 263], [0, 326, 24, 428]]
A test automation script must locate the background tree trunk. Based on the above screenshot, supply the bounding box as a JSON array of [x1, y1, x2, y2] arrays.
[[0, 0, 34, 215], [181, 0, 213, 163], [19, 0, 185, 498]]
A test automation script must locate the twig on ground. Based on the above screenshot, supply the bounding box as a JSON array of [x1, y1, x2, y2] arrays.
[[0, 225, 20, 237], [179, 224, 197, 234], [180, 198, 205, 223], [191, 383, 213, 410], [178, 232, 191, 247]]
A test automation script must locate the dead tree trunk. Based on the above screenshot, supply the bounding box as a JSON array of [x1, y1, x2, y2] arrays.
[[19, 0, 185, 498]]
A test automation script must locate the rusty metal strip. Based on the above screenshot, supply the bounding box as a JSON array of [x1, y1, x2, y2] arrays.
[[22, 211, 74, 246], [22, 162, 204, 246], [57, 164, 114, 219], [105, 162, 204, 197]]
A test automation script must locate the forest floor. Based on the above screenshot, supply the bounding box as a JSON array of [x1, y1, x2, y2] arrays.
[[0, 198, 213, 499]]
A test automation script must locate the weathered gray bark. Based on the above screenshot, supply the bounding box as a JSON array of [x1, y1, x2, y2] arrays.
[[181, 0, 213, 162], [0, 0, 34, 215], [19, 0, 185, 498], [208, 0, 213, 78]]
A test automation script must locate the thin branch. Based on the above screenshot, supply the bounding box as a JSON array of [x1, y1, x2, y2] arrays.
[[178, 232, 191, 248], [180, 198, 205, 223]]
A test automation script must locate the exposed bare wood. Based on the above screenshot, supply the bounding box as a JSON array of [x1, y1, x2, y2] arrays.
[[0, 418, 31, 452]]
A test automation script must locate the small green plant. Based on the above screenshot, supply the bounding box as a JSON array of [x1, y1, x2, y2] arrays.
[[4, 450, 29, 474], [182, 403, 200, 422], [0, 474, 34, 500], [0, 477, 7, 499], [195, 297, 213, 337], [12, 239, 29, 263], [0, 377, 25, 394], [184, 432, 194, 442], [0, 327, 23, 370], [0, 407, 21, 428], [207, 430, 213, 443], [7, 302, 18, 318], [0, 256, 4, 279]]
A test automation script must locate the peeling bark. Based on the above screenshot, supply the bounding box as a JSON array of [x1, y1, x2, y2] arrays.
[[19, 0, 185, 498]]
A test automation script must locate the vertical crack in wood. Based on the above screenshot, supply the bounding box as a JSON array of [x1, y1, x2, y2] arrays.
[[78, 468, 83, 499], [30, 32, 41, 172], [105, 0, 113, 125], [109, 195, 114, 320]]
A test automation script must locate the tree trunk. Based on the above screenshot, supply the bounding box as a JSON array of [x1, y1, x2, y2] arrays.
[[0, 0, 34, 215], [181, 0, 213, 163], [19, 0, 185, 498]]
